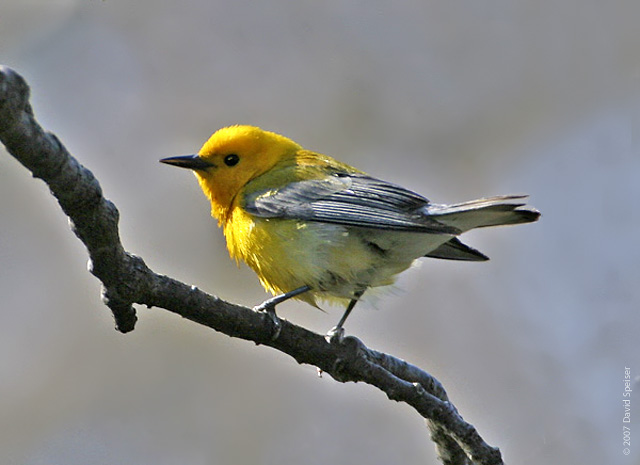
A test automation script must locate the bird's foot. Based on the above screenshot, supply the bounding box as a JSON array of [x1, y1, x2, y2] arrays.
[[325, 325, 346, 344], [253, 302, 282, 341]]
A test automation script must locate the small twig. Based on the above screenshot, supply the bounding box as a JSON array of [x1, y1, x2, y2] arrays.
[[0, 65, 504, 465]]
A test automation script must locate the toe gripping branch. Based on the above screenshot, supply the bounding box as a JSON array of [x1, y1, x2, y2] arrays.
[[253, 285, 312, 340]]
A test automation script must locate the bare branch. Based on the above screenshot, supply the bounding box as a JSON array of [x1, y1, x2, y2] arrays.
[[0, 66, 503, 465]]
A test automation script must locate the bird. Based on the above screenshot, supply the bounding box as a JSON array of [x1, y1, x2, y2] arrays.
[[160, 125, 540, 336]]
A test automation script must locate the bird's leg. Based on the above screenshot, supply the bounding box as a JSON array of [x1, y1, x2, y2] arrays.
[[254, 285, 312, 313], [326, 289, 365, 343], [253, 285, 311, 339]]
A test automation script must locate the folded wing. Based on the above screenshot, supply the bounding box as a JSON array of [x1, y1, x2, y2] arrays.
[[243, 172, 460, 235]]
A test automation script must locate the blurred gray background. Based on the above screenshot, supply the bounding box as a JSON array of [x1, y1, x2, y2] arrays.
[[1, 1, 638, 464]]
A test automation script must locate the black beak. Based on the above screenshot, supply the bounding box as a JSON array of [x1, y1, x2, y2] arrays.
[[160, 154, 216, 170]]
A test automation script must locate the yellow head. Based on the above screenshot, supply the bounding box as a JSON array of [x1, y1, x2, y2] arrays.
[[161, 125, 302, 222]]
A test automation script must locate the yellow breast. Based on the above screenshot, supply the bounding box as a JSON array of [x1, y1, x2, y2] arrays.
[[223, 206, 322, 301]]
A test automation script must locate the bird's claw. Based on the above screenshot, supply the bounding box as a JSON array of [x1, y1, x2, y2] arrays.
[[252, 301, 271, 313], [253, 304, 282, 341], [325, 325, 345, 344]]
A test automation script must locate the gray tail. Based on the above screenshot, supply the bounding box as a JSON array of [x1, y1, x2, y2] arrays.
[[427, 195, 540, 232]]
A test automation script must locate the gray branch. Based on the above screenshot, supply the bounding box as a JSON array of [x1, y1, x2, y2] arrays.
[[0, 66, 503, 465]]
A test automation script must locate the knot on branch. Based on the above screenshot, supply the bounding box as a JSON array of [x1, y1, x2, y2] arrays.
[[101, 284, 138, 333], [92, 253, 150, 333], [328, 335, 368, 383]]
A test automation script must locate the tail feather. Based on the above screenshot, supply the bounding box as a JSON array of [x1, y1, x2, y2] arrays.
[[425, 237, 489, 261], [427, 195, 540, 232]]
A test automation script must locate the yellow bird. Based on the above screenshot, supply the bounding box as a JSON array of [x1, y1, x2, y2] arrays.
[[161, 125, 539, 334]]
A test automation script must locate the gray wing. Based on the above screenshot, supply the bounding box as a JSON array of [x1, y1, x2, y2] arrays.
[[243, 173, 460, 235]]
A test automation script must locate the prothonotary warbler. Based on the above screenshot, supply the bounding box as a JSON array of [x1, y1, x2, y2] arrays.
[[161, 125, 540, 335]]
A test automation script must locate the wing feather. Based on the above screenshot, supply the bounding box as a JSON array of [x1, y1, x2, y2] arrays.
[[243, 173, 460, 235]]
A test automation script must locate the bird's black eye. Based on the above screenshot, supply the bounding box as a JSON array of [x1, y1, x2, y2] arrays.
[[224, 154, 240, 167]]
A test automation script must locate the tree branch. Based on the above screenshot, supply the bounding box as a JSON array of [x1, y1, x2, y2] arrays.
[[0, 66, 503, 465]]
